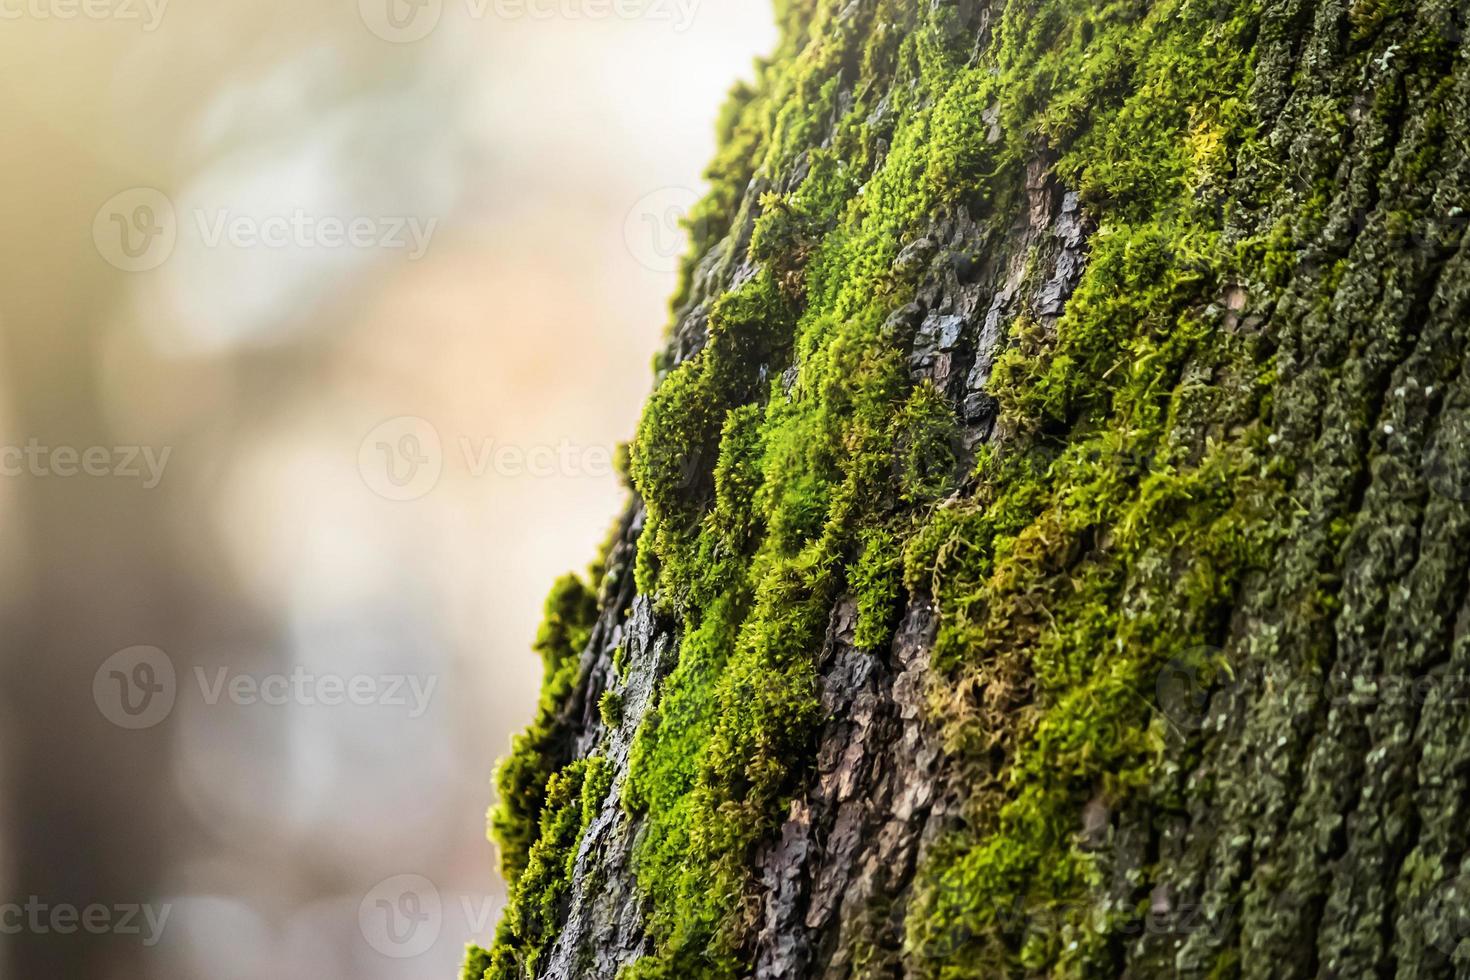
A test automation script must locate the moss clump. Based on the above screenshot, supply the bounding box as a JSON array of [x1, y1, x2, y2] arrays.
[[489, 574, 597, 884], [485, 756, 614, 980], [632, 272, 797, 600], [598, 690, 623, 729], [850, 526, 903, 651], [460, 944, 492, 980], [892, 381, 963, 505]]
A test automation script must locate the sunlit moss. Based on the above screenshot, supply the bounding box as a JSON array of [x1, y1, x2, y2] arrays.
[[468, 0, 1463, 974], [489, 574, 597, 884]]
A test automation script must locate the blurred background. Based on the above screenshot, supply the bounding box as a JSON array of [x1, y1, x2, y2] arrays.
[[0, 2, 773, 977]]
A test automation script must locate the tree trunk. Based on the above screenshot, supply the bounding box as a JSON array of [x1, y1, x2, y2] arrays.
[[467, 0, 1470, 977]]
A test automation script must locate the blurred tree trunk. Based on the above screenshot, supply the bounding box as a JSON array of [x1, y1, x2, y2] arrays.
[[0, 101, 182, 980]]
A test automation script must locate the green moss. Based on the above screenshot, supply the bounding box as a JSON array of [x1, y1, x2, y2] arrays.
[[484, 756, 614, 980], [460, 944, 492, 980], [472, 0, 1463, 974], [611, 0, 1289, 971], [892, 381, 963, 505], [489, 574, 598, 884], [851, 526, 903, 651], [599, 690, 623, 728], [631, 272, 797, 605]]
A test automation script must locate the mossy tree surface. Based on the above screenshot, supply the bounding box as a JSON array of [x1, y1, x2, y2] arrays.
[[469, 0, 1470, 977]]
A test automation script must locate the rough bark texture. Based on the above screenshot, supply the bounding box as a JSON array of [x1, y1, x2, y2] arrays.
[[467, 0, 1470, 977]]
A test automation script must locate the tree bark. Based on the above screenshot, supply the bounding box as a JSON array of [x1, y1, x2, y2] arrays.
[[469, 0, 1470, 977]]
